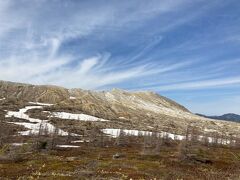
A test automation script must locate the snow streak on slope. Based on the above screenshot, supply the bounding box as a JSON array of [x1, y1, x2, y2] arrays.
[[48, 112, 109, 122], [3, 102, 233, 146], [5, 104, 73, 136], [29, 102, 53, 106], [102, 128, 233, 145], [102, 128, 185, 140], [56, 145, 80, 148]]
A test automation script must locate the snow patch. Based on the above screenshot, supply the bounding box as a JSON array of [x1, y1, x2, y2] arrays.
[[102, 128, 185, 140], [204, 128, 218, 132], [5, 106, 77, 136], [119, 117, 127, 120], [71, 140, 90, 143], [56, 145, 80, 148], [102, 128, 234, 145], [48, 112, 109, 122], [29, 102, 53, 106], [11, 143, 28, 146], [69, 96, 76, 100]]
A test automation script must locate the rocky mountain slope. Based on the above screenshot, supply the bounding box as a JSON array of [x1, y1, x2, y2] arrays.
[[0, 80, 68, 103], [1, 80, 240, 135]]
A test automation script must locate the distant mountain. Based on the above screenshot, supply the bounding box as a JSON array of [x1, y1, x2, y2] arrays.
[[196, 113, 240, 123]]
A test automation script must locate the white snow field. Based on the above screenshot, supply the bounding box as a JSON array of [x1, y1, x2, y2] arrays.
[[56, 145, 80, 148], [29, 102, 53, 106], [11, 143, 80, 148], [11, 143, 28, 146], [5, 104, 74, 136], [47, 111, 109, 122], [71, 140, 90, 143], [102, 128, 185, 140], [102, 128, 233, 145], [4, 102, 233, 146]]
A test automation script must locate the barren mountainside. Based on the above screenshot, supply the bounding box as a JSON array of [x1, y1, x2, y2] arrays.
[[0, 80, 189, 115], [1, 80, 240, 135], [0, 80, 69, 103]]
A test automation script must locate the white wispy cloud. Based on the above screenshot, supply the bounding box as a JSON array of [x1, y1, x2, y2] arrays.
[[27, 54, 192, 89], [1, 0, 240, 116], [148, 77, 240, 91], [0, 0, 239, 94], [0, 0, 198, 89]]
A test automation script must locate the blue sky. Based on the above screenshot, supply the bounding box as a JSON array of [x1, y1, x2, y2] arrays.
[[0, 0, 240, 115]]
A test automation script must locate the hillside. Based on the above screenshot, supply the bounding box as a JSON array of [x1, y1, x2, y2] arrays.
[[1, 80, 240, 179], [1, 80, 240, 136]]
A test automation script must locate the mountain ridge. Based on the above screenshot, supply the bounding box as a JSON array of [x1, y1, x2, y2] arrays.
[[0, 80, 189, 112], [1, 80, 240, 135], [197, 113, 240, 123]]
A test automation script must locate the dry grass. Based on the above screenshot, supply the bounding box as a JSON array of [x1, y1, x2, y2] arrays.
[[0, 139, 240, 179]]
